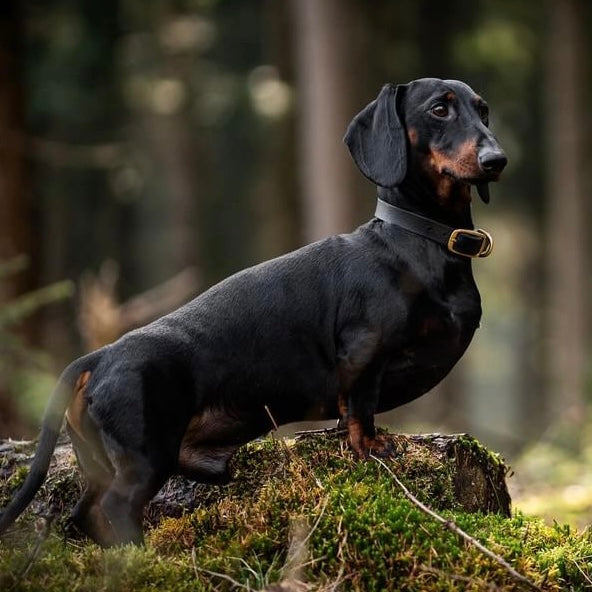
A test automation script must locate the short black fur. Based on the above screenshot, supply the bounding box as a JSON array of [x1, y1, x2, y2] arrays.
[[0, 77, 506, 546]]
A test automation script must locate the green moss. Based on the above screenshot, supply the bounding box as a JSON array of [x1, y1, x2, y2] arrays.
[[1, 433, 591, 591], [0, 465, 30, 508]]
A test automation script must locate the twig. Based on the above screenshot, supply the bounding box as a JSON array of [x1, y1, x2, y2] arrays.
[[282, 497, 329, 581], [323, 564, 346, 592], [16, 514, 54, 583], [191, 548, 249, 590], [571, 557, 592, 586], [297, 498, 329, 551], [418, 563, 502, 591], [263, 406, 298, 468], [264, 405, 280, 432], [370, 454, 542, 592], [294, 427, 347, 439]]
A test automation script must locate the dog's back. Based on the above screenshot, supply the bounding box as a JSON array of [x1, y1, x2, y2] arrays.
[[0, 78, 505, 546]]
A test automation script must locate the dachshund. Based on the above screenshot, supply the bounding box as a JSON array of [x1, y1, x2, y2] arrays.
[[0, 78, 506, 546]]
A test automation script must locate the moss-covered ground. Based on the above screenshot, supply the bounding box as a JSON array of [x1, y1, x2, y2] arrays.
[[1, 433, 591, 591]]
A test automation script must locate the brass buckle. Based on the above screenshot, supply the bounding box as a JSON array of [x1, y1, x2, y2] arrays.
[[447, 228, 494, 258]]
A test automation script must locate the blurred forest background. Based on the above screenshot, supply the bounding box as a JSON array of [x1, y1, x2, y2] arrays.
[[0, 1, 591, 523]]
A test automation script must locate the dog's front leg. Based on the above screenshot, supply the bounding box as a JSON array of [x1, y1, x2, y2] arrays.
[[336, 327, 393, 459], [338, 362, 393, 459]]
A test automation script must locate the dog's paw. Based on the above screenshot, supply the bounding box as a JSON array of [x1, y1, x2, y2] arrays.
[[348, 434, 396, 460], [363, 434, 396, 458]]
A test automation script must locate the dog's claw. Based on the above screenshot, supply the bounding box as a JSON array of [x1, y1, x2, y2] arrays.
[[349, 434, 396, 460], [364, 435, 396, 458]]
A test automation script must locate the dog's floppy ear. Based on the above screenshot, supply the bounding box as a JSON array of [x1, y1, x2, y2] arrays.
[[344, 83, 407, 188]]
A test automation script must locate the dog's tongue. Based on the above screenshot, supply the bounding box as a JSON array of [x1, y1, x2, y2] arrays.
[[476, 183, 490, 204]]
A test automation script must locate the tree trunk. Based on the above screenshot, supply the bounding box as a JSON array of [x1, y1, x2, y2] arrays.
[[290, 0, 359, 242], [0, 4, 31, 300], [543, 0, 588, 432], [135, 111, 201, 284], [251, 0, 300, 261], [0, 4, 34, 437]]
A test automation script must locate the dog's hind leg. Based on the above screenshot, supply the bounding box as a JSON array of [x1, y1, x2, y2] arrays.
[[98, 439, 171, 545], [65, 371, 119, 545], [67, 429, 116, 545], [70, 482, 114, 545], [80, 366, 188, 545]]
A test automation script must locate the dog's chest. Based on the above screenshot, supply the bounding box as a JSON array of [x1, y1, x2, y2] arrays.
[[396, 262, 481, 365], [416, 289, 479, 341], [377, 268, 481, 410]]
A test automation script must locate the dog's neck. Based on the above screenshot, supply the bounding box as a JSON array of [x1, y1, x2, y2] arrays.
[[377, 182, 474, 229]]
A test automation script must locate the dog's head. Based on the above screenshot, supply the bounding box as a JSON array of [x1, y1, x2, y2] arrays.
[[344, 78, 507, 204]]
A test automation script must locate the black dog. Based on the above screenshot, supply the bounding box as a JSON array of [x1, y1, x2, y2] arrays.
[[0, 78, 506, 546]]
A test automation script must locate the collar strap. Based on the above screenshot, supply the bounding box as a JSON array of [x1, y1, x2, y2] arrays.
[[374, 198, 493, 258]]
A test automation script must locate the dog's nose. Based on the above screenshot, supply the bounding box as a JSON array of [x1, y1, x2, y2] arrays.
[[478, 150, 507, 174]]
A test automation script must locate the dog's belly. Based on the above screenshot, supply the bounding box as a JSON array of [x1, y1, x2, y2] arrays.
[[177, 443, 239, 483], [176, 408, 254, 481], [378, 356, 457, 412]]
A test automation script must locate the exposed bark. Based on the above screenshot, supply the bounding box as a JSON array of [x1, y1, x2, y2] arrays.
[[0, 431, 511, 537]]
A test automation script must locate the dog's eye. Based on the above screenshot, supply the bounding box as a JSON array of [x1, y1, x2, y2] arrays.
[[430, 104, 448, 118]]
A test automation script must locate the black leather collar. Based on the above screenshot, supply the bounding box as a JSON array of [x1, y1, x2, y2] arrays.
[[374, 198, 494, 258]]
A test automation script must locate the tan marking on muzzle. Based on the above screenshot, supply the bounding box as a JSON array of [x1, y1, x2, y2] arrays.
[[426, 139, 480, 203], [429, 139, 480, 178]]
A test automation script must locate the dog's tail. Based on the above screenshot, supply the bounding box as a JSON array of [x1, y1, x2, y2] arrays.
[[0, 349, 104, 536]]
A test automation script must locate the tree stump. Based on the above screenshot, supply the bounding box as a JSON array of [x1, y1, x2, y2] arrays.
[[0, 430, 510, 537]]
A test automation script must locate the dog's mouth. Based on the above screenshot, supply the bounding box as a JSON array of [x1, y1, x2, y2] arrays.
[[441, 169, 499, 204], [442, 168, 501, 185]]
